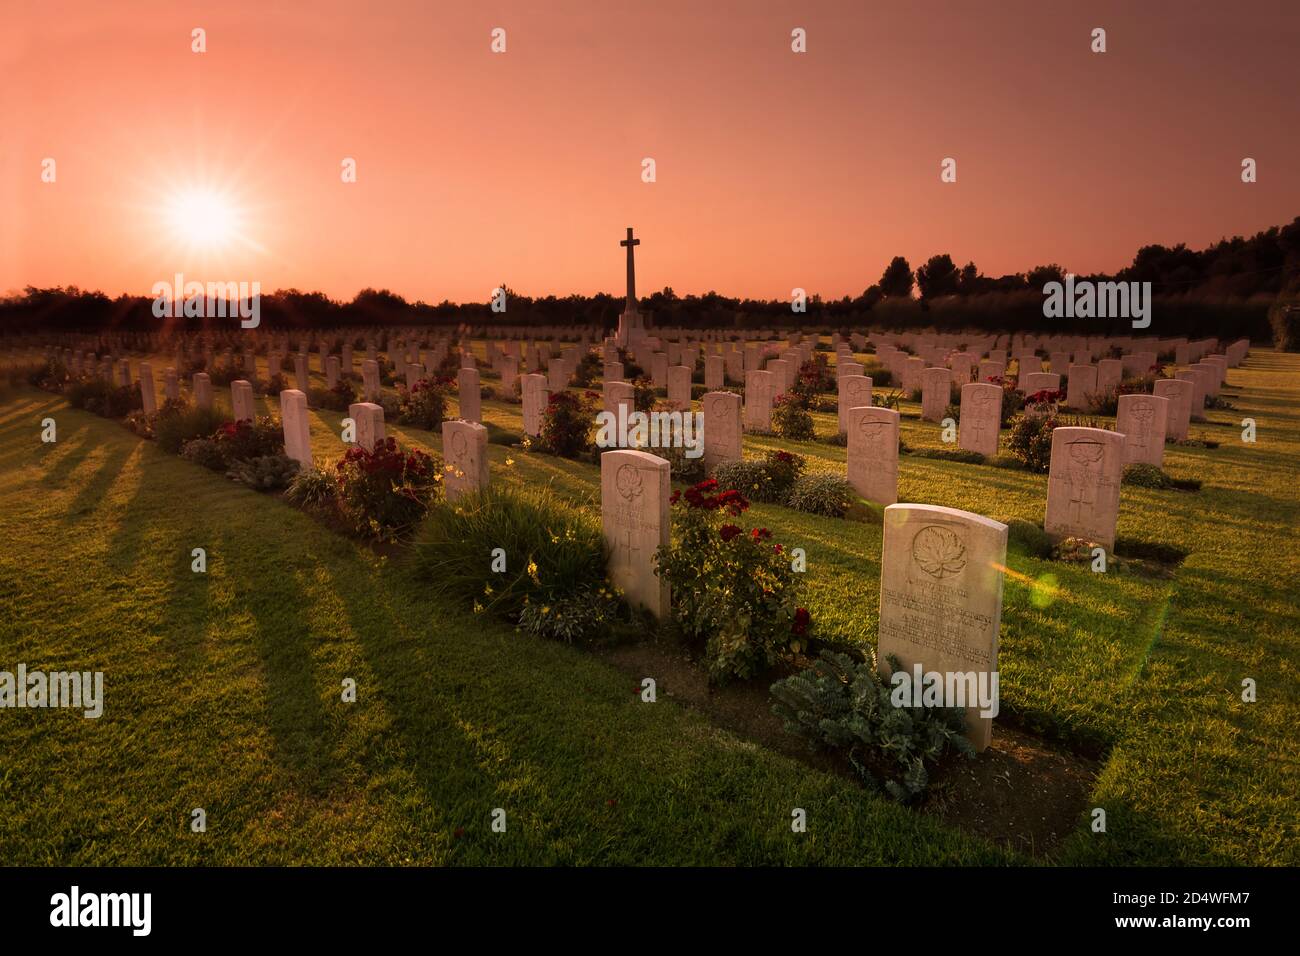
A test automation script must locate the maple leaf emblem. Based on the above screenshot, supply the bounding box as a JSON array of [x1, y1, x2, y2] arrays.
[[912, 525, 967, 579]]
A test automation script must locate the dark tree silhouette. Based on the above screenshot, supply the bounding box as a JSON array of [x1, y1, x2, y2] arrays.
[[916, 254, 960, 299], [879, 256, 914, 298]]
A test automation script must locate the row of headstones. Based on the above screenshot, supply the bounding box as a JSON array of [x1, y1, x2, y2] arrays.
[[600, 446, 1004, 751]]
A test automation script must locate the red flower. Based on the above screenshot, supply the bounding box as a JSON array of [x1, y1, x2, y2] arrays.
[[719, 524, 742, 542], [670, 490, 681, 505], [751, 527, 772, 541], [792, 607, 811, 636], [773, 543, 783, 553]]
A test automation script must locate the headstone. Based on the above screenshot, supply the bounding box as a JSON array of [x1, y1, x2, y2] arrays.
[[164, 368, 179, 402], [280, 389, 313, 469], [877, 502, 1008, 751], [744, 369, 774, 432], [604, 361, 625, 383], [704, 355, 724, 390], [601, 449, 670, 618], [362, 359, 381, 401], [1021, 372, 1060, 395], [294, 354, 310, 391], [348, 402, 385, 452], [702, 391, 742, 472], [231, 380, 255, 422], [1153, 378, 1192, 441], [138, 362, 157, 415], [1096, 358, 1123, 395], [767, 359, 790, 396], [958, 382, 1001, 457], [442, 420, 489, 503], [458, 367, 481, 423], [846, 406, 899, 506], [325, 356, 341, 389], [1116, 393, 1169, 468], [1044, 427, 1125, 551], [838, 374, 872, 435], [667, 365, 691, 410], [521, 373, 547, 437], [193, 372, 213, 410], [921, 367, 952, 422], [1064, 364, 1097, 410]]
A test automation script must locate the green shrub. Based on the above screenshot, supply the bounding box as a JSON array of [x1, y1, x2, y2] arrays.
[[540, 390, 599, 458], [66, 378, 141, 418], [413, 486, 609, 626], [229, 454, 299, 491], [286, 466, 337, 509], [714, 449, 805, 504], [123, 409, 157, 439], [180, 438, 227, 471], [657, 480, 809, 683], [1005, 413, 1057, 473], [309, 379, 358, 412], [769, 650, 974, 801], [517, 585, 620, 643], [213, 416, 283, 462], [333, 438, 441, 540], [772, 394, 815, 439], [1006, 518, 1052, 558], [910, 447, 985, 464], [787, 471, 854, 517], [398, 377, 452, 430], [1123, 463, 1172, 488], [661, 442, 707, 484], [155, 402, 226, 454]]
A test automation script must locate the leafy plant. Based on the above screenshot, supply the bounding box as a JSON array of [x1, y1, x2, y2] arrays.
[[517, 584, 620, 643], [333, 437, 442, 540], [413, 486, 609, 627], [155, 402, 226, 454], [540, 389, 599, 458], [212, 416, 283, 463], [786, 471, 854, 517], [180, 438, 227, 471], [656, 479, 809, 683], [770, 650, 974, 801], [772, 393, 815, 439], [286, 466, 337, 509], [397, 377, 452, 430], [229, 454, 300, 491], [1005, 413, 1057, 473]]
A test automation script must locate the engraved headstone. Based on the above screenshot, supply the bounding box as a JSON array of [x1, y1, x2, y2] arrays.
[[744, 369, 775, 432], [702, 391, 742, 472], [958, 382, 1001, 457], [846, 405, 900, 506], [139, 362, 157, 415], [1044, 427, 1125, 551], [921, 367, 952, 422], [193, 372, 213, 410], [877, 503, 1008, 751], [1116, 393, 1169, 468], [348, 402, 385, 452], [838, 374, 872, 435], [521, 373, 547, 437], [1153, 378, 1192, 441], [442, 420, 489, 503], [601, 449, 670, 618]]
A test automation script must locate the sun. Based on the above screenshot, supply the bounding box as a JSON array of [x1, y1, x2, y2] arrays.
[[165, 187, 241, 252]]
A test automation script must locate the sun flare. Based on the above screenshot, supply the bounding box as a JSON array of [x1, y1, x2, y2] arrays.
[[165, 188, 241, 252]]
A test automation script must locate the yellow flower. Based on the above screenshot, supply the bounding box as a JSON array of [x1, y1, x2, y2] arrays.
[[527, 559, 538, 576], [484, 583, 494, 596], [541, 605, 550, 615], [473, 601, 484, 614], [505, 457, 515, 467]]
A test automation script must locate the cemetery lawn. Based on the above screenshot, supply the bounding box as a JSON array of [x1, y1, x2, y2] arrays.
[[1, 348, 1297, 865]]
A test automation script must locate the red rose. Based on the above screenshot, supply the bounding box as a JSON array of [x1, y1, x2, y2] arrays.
[[720, 524, 742, 542]]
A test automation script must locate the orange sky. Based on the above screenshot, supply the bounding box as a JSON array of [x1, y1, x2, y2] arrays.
[[3, 0, 1298, 303]]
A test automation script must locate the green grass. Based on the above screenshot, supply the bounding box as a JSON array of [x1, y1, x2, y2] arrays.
[[0, 345, 1297, 865]]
